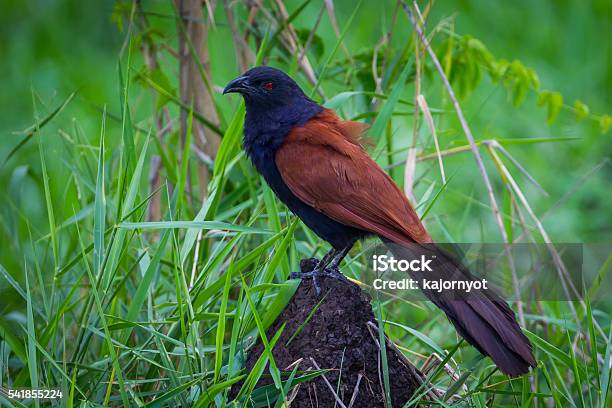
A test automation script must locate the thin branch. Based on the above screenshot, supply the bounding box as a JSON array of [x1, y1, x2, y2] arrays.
[[403, 2, 525, 330], [487, 146, 582, 326], [404, 11, 422, 203], [485, 145, 525, 324], [403, 147, 418, 204], [309, 358, 348, 408], [324, 0, 354, 63], [417, 94, 446, 184], [189, 230, 203, 288], [137, 0, 169, 223], [402, 2, 507, 245], [492, 141, 547, 196], [491, 147, 609, 346], [175, 0, 221, 201], [371, 35, 387, 101], [298, 3, 326, 64], [347, 373, 363, 408], [382, 1, 402, 72], [223, 0, 255, 72], [264, 0, 320, 91], [366, 321, 440, 401]]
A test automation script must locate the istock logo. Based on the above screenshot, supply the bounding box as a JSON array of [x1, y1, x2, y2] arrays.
[[372, 254, 435, 272]]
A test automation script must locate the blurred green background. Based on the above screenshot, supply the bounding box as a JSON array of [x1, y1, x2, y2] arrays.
[[1, 0, 609, 249]]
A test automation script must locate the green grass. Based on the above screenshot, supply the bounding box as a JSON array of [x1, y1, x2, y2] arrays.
[[0, 1, 611, 407]]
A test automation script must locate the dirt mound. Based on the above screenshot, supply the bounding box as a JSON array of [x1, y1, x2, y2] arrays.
[[233, 260, 426, 407]]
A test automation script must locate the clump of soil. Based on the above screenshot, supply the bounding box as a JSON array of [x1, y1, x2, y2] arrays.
[[232, 260, 426, 407]]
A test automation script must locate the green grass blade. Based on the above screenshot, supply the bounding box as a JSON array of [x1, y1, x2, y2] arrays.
[[178, 106, 193, 212], [599, 325, 612, 407], [286, 290, 328, 347], [567, 332, 586, 408], [120, 131, 151, 220], [524, 330, 574, 369], [214, 262, 234, 383], [264, 0, 311, 58], [419, 175, 454, 221], [93, 108, 106, 277], [384, 320, 445, 355], [371, 56, 416, 151], [374, 300, 392, 408], [24, 271, 38, 404], [119, 220, 271, 234], [144, 378, 200, 408], [193, 375, 246, 407], [260, 220, 299, 284], [140, 74, 223, 137], [587, 251, 611, 299], [75, 223, 130, 407], [119, 35, 136, 171], [241, 277, 284, 393], [585, 294, 601, 402], [3, 91, 76, 166], [310, 0, 363, 97], [0, 316, 27, 363], [235, 323, 286, 400], [121, 230, 170, 343], [38, 120, 59, 272]]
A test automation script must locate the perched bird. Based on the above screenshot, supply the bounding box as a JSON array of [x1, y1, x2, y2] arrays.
[[224, 66, 536, 377]]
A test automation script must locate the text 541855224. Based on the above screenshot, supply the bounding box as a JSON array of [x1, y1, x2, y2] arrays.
[[5, 388, 63, 400]]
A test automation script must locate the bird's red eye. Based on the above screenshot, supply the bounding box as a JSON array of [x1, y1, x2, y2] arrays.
[[262, 82, 273, 91]]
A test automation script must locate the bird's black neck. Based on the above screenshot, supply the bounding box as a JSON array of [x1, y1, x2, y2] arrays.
[[242, 97, 323, 166]]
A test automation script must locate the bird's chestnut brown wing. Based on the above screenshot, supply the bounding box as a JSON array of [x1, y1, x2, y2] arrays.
[[275, 115, 431, 245], [276, 114, 537, 377]]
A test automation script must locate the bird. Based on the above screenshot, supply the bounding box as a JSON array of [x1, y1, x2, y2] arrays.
[[223, 65, 536, 377]]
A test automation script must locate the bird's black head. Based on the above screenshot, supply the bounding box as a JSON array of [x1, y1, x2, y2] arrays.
[[223, 66, 311, 110], [223, 66, 323, 159]]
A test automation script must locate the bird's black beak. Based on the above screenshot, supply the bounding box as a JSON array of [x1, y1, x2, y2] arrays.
[[223, 75, 250, 95]]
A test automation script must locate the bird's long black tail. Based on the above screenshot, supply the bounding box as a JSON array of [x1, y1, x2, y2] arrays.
[[385, 241, 536, 377]]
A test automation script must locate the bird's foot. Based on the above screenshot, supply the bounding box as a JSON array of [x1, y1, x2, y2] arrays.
[[323, 264, 348, 282], [289, 268, 346, 280], [290, 259, 348, 296]]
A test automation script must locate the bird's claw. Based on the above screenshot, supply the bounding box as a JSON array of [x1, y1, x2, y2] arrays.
[[289, 265, 348, 296], [289, 268, 344, 280], [290, 270, 323, 295], [325, 265, 348, 282]]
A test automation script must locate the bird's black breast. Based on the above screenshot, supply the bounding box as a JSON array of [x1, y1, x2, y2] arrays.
[[242, 113, 366, 249]]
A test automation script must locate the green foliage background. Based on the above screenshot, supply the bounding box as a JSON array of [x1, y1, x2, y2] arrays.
[[1, 1, 610, 243], [0, 0, 610, 406]]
